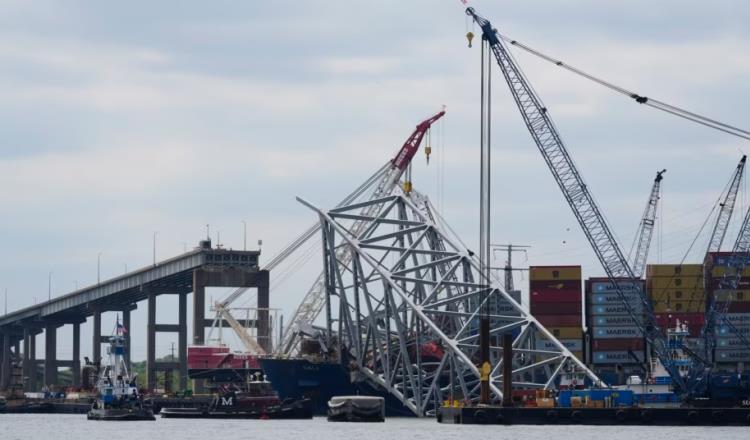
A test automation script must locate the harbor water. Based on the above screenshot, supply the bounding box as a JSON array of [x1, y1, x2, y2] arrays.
[[1, 414, 749, 440]]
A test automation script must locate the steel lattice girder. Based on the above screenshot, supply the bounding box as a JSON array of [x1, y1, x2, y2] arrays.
[[297, 193, 604, 416]]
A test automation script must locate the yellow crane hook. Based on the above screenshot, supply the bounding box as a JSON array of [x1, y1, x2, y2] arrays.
[[466, 31, 474, 48]]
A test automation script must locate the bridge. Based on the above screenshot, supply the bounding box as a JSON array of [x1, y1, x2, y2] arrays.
[[0, 239, 269, 392]]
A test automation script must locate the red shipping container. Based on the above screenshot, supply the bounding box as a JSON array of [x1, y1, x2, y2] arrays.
[[727, 302, 750, 313], [591, 338, 644, 351], [654, 313, 705, 337], [530, 289, 582, 303], [536, 315, 582, 327], [530, 279, 582, 292], [531, 302, 582, 315]]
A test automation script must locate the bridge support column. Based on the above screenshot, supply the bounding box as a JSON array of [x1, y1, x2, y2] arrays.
[[192, 271, 206, 346], [178, 292, 188, 390], [92, 310, 102, 362], [72, 322, 81, 387], [1, 333, 10, 389], [44, 324, 57, 388], [257, 271, 270, 352], [147, 292, 156, 391], [122, 309, 131, 371], [29, 332, 36, 391], [22, 327, 31, 390]]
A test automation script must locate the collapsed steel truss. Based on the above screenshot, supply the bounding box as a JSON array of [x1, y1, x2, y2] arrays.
[[298, 192, 604, 416]]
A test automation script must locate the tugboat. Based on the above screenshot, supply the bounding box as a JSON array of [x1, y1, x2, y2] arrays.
[[160, 372, 312, 419], [87, 320, 155, 421]]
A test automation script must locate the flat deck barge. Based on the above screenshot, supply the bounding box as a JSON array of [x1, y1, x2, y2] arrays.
[[439, 405, 750, 426]]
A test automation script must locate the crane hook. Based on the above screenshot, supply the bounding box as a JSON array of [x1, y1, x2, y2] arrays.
[[466, 31, 474, 48]]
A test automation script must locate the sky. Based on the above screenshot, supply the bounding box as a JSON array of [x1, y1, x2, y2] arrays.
[[1, 0, 749, 361]]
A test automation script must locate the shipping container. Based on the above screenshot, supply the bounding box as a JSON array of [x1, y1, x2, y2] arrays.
[[546, 326, 584, 339], [654, 313, 704, 336], [535, 338, 583, 352], [652, 300, 704, 313], [589, 279, 644, 294], [531, 302, 582, 315], [592, 326, 643, 339], [529, 279, 582, 292], [716, 338, 750, 349], [706, 252, 750, 268], [723, 313, 750, 325], [646, 264, 702, 278], [648, 288, 705, 303], [536, 315, 582, 327], [711, 267, 750, 278], [590, 292, 642, 305], [707, 289, 750, 302], [529, 266, 582, 281], [647, 276, 704, 290], [530, 289, 582, 303], [591, 350, 645, 364], [715, 350, 750, 362], [590, 304, 644, 315], [717, 325, 750, 336], [591, 338, 644, 351], [592, 315, 642, 327], [727, 302, 750, 313]]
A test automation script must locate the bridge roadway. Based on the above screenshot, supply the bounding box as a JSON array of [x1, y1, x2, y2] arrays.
[[0, 239, 269, 392]]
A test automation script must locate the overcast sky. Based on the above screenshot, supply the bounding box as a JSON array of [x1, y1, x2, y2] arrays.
[[1, 1, 749, 360]]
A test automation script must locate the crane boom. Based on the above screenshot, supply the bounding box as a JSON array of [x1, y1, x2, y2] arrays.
[[278, 110, 446, 354], [704, 205, 750, 361], [706, 156, 746, 254], [631, 170, 666, 278], [466, 7, 685, 390]]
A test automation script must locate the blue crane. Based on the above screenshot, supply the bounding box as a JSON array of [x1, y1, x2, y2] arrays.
[[465, 6, 686, 391]]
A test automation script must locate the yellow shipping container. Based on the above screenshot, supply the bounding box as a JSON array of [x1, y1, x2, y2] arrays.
[[712, 266, 750, 278], [649, 288, 704, 302], [711, 290, 750, 303], [545, 326, 584, 339], [652, 300, 705, 313], [529, 266, 581, 281], [647, 276, 703, 290], [646, 264, 703, 278]]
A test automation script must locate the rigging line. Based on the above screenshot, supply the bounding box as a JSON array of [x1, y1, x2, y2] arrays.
[[495, 32, 750, 140]]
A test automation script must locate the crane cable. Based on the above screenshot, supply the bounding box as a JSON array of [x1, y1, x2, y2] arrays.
[[495, 33, 750, 141]]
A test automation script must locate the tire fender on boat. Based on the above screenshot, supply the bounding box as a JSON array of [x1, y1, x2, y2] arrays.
[[711, 410, 724, 424], [687, 410, 699, 424], [546, 410, 558, 422], [615, 409, 627, 423], [474, 410, 487, 424], [640, 409, 653, 422], [570, 410, 582, 423]]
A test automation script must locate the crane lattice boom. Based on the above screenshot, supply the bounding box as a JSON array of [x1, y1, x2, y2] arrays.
[[631, 170, 666, 278], [466, 7, 685, 391]]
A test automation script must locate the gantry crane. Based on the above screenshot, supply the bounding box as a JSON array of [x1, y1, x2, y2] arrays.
[[630, 170, 666, 278], [465, 7, 686, 391]]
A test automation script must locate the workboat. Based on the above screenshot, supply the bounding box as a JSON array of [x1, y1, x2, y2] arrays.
[[88, 323, 155, 421], [160, 373, 313, 419]]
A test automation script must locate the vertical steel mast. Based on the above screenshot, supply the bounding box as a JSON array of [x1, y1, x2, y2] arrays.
[[465, 7, 685, 391], [630, 170, 666, 278]]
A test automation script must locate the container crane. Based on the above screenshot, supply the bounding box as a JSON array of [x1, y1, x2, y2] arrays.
[[703, 205, 750, 363], [705, 156, 747, 255], [465, 7, 686, 391], [630, 170, 666, 278]]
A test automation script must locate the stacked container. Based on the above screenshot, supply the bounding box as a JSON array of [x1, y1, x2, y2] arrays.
[[646, 264, 705, 336], [705, 252, 750, 371], [529, 266, 583, 360], [586, 278, 646, 382]]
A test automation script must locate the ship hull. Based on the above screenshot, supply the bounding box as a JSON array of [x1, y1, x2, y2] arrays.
[[259, 358, 415, 417]]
